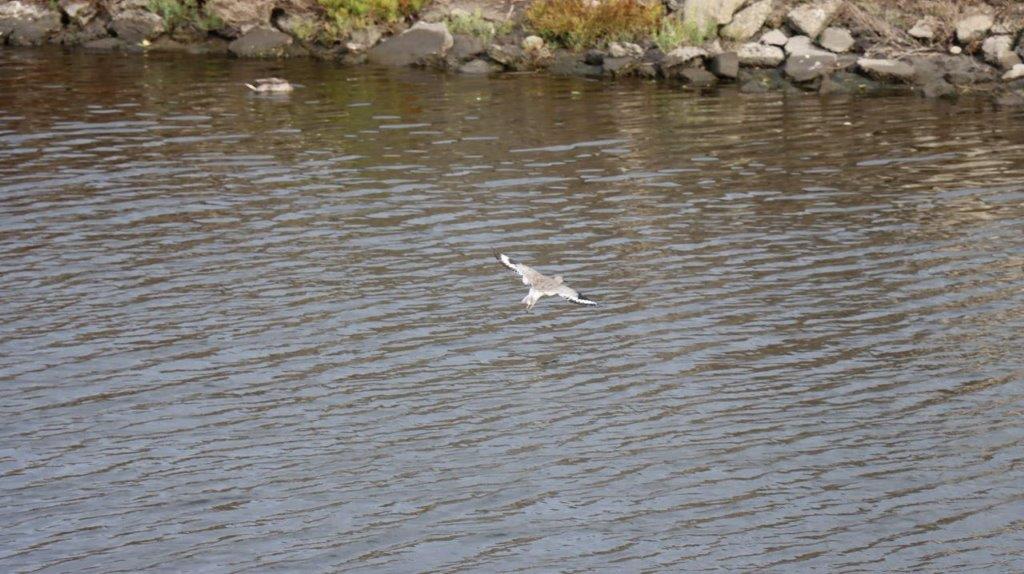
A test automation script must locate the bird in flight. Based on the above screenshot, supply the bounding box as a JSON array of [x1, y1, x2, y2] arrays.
[[494, 252, 598, 310]]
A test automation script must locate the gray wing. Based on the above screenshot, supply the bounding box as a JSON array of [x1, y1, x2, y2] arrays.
[[495, 252, 543, 286], [555, 284, 598, 306]]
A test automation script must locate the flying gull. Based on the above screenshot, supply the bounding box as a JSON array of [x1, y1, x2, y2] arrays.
[[494, 252, 598, 310]]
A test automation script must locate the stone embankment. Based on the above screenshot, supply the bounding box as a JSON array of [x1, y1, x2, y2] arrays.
[[2, 0, 1024, 105]]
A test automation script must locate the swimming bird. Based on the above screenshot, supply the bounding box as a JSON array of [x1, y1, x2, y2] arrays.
[[244, 78, 294, 93], [494, 251, 598, 310]]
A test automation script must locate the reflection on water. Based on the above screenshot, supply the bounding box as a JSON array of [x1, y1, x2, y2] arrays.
[[1, 48, 1023, 572]]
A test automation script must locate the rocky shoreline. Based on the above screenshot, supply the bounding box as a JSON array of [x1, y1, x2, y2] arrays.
[[3, 0, 1024, 105]]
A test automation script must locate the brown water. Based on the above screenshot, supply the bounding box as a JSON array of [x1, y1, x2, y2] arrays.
[[2, 48, 1024, 573]]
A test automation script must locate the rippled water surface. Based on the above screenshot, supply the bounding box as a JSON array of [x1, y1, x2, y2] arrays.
[[2, 48, 1024, 572]]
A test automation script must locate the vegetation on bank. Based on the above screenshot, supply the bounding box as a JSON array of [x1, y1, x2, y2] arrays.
[[526, 0, 665, 50], [147, 0, 223, 32], [317, 0, 429, 31]]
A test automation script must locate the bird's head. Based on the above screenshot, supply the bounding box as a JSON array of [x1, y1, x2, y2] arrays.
[[554, 275, 564, 284]]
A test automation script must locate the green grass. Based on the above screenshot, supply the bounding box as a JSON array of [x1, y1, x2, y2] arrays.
[[527, 0, 664, 50], [447, 9, 497, 40], [317, 0, 429, 33], [147, 0, 223, 32]]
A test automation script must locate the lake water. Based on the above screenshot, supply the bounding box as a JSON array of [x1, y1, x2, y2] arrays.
[[1, 48, 1023, 572]]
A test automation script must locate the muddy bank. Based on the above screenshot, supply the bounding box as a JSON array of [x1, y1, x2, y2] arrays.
[[2, 0, 1024, 104]]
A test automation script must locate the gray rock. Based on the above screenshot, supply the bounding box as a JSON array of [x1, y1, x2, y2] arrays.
[[368, 22, 453, 67], [584, 49, 605, 66], [603, 56, 638, 77], [760, 29, 788, 46], [0, 0, 61, 46], [486, 44, 527, 69], [1003, 64, 1024, 81], [919, 79, 955, 99], [680, 67, 718, 86], [82, 37, 125, 51], [710, 52, 739, 78], [786, 0, 841, 39], [720, 0, 772, 42], [857, 58, 915, 82], [60, 0, 97, 26], [785, 35, 832, 57], [110, 9, 166, 44], [348, 26, 383, 51], [908, 18, 935, 41], [784, 52, 838, 82], [941, 55, 998, 85], [994, 90, 1024, 107], [549, 51, 603, 76], [982, 35, 1021, 70], [450, 34, 485, 62], [458, 59, 500, 74], [682, 0, 747, 31], [608, 41, 643, 59], [522, 35, 544, 52], [955, 13, 993, 44], [205, 0, 275, 36], [737, 42, 785, 67], [663, 46, 708, 67], [738, 68, 799, 93], [818, 27, 854, 53], [637, 62, 659, 78], [818, 71, 884, 95], [228, 27, 293, 58]]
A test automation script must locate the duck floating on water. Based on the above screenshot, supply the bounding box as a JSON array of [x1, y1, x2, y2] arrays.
[[244, 78, 294, 93]]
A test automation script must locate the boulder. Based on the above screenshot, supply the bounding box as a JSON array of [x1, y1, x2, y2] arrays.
[[663, 46, 708, 67], [60, 0, 98, 26], [981, 35, 1021, 70], [908, 18, 935, 41], [110, 9, 165, 44], [955, 13, 993, 44], [720, 0, 772, 42], [857, 58, 915, 83], [486, 44, 527, 69], [0, 0, 62, 46], [818, 27, 854, 53], [608, 41, 643, 59], [784, 52, 837, 82], [710, 51, 739, 78], [680, 67, 718, 87], [682, 0, 747, 31], [368, 22, 453, 67], [1003, 64, 1024, 81], [228, 27, 293, 57], [602, 56, 638, 77], [940, 55, 998, 85], [919, 79, 955, 99], [737, 42, 785, 67], [549, 51, 603, 76], [584, 49, 605, 66], [785, 35, 832, 57], [205, 0, 275, 36], [521, 34, 551, 63], [450, 34, 485, 62], [738, 68, 799, 93], [760, 29, 788, 46], [458, 59, 500, 74], [786, 0, 841, 39]]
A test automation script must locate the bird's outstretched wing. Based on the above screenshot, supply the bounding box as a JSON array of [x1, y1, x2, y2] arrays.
[[494, 252, 542, 286], [555, 285, 598, 306]]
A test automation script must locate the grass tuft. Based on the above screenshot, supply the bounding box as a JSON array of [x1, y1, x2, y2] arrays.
[[526, 0, 663, 50], [148, 0, 223, 32], [447, 9, 504, 41], [317, 0, 429, 34]]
